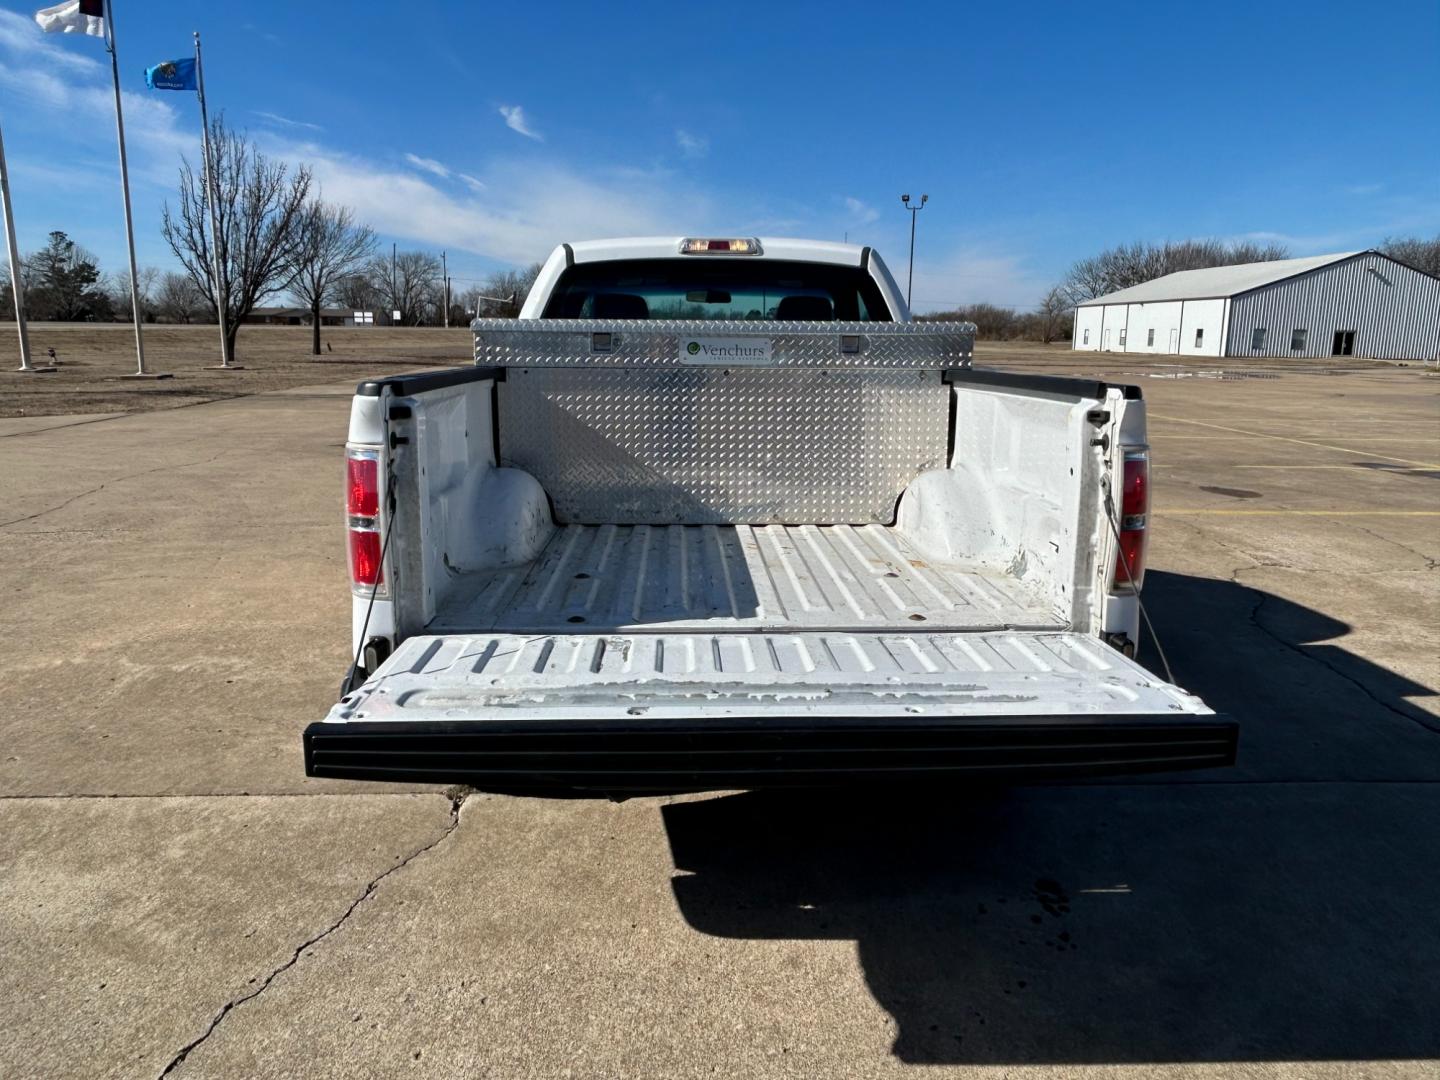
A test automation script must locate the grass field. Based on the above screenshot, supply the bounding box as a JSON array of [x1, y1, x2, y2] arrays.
[[0, 320, 1407, 419], [0, 322, 462, 418]]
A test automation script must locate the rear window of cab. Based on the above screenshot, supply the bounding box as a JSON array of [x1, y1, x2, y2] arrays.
[[541, 259, 892, 321]]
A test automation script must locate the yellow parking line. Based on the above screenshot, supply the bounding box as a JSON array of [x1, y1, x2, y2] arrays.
[[1233, 464, 1436, 471], [1151, 414, 1440, 468], [1158, 509, 1440, 516], [1162, 417, 1416, 425], [1152, 436, 1430, 441]]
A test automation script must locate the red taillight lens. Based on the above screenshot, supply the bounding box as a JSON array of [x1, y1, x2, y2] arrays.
[[346, 449, 383, 591], [346, 456, 378, 518], [1113, 449, 1149, 592], [348, 528, 383, 587], [1116, 529, 1145, 588]]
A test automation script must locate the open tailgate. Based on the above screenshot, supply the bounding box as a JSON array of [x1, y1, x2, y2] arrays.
[[305, 631, 1233, 792]]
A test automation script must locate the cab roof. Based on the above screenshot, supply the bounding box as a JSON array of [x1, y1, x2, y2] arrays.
[[565, 237, 868, 267]]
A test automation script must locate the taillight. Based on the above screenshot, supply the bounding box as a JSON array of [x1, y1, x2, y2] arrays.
[[345, 448, 384, 592], [348, 528, 383, 587], [346, 456, 378, 517], [1112, 448, 1149, 592]]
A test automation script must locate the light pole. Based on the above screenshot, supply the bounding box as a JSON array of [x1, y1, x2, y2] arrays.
[[900, 193, 927, 311]]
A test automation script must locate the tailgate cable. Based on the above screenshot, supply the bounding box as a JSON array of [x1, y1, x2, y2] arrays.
[[1103, 483, 1176, 686]]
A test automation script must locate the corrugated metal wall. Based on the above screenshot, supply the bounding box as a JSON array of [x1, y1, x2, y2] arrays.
[[1226, 253, 1440, 360], [1072, 299, 1225, 355]]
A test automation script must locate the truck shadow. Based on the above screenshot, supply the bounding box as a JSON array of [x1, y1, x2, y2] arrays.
[[662, 571, 1440, 1064]]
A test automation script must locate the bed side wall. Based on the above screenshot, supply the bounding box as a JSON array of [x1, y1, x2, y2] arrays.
[[897, 387, 1096, 628], [392, 380, 552, 638]]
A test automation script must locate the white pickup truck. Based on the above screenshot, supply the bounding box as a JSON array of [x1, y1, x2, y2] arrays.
[[305, 236, 1234, 793]]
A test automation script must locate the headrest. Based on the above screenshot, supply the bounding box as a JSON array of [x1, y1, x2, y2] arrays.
[[593, 293, 649, 319], [774, 295, 835, 321]]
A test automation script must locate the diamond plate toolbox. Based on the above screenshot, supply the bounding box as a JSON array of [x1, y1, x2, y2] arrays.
[[473, 318, 974, 368], [498, 368, 950, 525]]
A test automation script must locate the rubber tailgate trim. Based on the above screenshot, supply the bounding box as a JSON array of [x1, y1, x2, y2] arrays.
[[304, 715, 1238, 792]]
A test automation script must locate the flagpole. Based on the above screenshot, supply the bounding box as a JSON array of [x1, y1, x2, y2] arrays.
[[104, 0, 168, 379], [0, 120, 50, 374], [193, 31, 236, 370]]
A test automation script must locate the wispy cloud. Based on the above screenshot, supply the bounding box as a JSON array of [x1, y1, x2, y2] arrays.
[[253, 110, 323, 132], [499, 104, 543, 141], [0, 14, 819, 279], [675, 129, 708, 159], [907, 246, 1055, 312], [2, 16, 709, 267], [843, 196, 880, 224], [241, 21, 282, 45], [0, 9, 100, 73], [404, 153, 451, 180], [1230, 227, 1383, 253], [0, 14, 190, 189], [300, 153, 708, 265], [1343, 182, 1384, 196]]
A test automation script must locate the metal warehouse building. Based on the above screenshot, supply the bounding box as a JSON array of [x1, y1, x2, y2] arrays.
[[1072, 251, 1440, 360]]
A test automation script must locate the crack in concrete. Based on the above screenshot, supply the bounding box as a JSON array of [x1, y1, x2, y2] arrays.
[[1230, 566, 1440, 737], [156, 790, 471, 1078], [1342, 521, 1439, 571], [1159, 519, 1438, 735], [0, 394, 263, 439], [0, 449, 232, 530]]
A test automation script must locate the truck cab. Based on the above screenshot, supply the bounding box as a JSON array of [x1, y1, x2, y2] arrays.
[[308, 237, 1234, 793]]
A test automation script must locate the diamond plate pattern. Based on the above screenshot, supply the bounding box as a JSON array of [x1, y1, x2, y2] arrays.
[[473, 318, 974, 368], [498, 368, 949, 524]]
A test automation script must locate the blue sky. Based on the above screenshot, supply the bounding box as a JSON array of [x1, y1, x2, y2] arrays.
[[1, 0, 1437, 310]]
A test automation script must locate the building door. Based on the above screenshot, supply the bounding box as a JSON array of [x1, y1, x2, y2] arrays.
[[1331, 330, 1355, 356], [1168, 328, 1179, 353], [1102, 329, 1111, 351]]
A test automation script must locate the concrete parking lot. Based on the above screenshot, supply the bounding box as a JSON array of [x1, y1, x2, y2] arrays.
[[2, 342, 1437, 1078]]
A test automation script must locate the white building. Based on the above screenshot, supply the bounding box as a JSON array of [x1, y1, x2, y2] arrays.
[[1073, 251, 1440, 360]]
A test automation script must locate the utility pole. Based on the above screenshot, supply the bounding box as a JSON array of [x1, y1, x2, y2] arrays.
[[441, 250, 448, 329], [0, 120, 50, 373], [900, 193, 928, 312]]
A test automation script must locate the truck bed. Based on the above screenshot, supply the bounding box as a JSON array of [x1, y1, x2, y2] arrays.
[[428, 523, 1065, 634]]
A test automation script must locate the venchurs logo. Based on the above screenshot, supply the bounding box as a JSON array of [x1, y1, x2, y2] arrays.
[[687, 341, 701, 355]]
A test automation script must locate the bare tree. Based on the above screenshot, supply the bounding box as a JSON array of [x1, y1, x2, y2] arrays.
[[333, 271, 381, 313], [290, 201, 376, 354], [110, 266, 160, 323], [366, 250, 441, 325], [1060, 238, 1291, 305], [916, 302, 1022, 339], [1381, 235, 1440, 278], [1036, 285, 1072, 344], [1061, 255, 1115, 307], [161, 115, 312, 363], [156, 271, 204, 323], [465, 262, 544, 318]]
